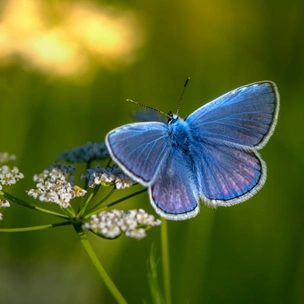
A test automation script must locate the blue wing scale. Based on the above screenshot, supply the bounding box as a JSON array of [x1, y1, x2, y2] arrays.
[[106, 122, 170, 186], [149, 149, 200, 220], [187, 82, 279, 148], [192, 142, 265, 206]]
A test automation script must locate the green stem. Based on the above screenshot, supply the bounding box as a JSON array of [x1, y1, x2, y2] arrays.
[[1, 191, 69, 219], [0, 221, 71, 232], [85, 188, 147, 219], [97, 186, 115, 205], [73, 223, 128, 304], [61, 206, 76, 218], [84, 186, 115, 216], [77, 188, 97, 219], [161, 220, 172, 304], [106, 158, 112, 167], [105, 188, 147, 209]]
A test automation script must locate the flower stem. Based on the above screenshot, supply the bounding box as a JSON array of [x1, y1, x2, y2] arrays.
[[84, 186, 115, 216], [84, 188, 147, 219], [161, 220, 172, 304], [105, 188, 147, 209], [77, 184, 100, 215], [0, 221, 71, 232], [0, 191, 69, 219], [73, 223, 128, 304]]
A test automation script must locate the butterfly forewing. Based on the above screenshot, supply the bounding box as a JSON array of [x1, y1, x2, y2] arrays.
[[187, 82, 279, 149], [106, 122, 171, 185]]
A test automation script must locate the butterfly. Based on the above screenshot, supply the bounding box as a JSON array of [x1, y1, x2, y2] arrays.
[[105, 81, 280, 221]]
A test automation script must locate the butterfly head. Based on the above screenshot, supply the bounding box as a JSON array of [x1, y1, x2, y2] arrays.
[[167, 111, 181, 124]]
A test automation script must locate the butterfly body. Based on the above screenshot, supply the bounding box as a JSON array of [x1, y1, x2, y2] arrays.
[[168, 117, 193, 151], [106, 81, 279, 220]]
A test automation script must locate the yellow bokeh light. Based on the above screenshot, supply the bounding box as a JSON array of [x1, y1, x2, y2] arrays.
[[21, 29, 88, 77], [0, 0, 144, 78]]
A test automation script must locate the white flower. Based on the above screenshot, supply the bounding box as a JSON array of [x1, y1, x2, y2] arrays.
[[0, 166, 24, 187], [0, 200, 10, 208], [57, 142, 109, 163], [81, 165, 134, 189], [0, 199, 10, 221], [125, 228, 146, 240], [33, 163, 76, 183], [83, 209, 161, 240], [27, 163, 86, 208]]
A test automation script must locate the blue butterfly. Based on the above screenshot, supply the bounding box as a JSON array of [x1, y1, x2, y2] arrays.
[[106, 81, 280, 220]]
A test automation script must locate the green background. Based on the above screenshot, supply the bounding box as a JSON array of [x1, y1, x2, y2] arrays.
[[0, 0, 303, 303]]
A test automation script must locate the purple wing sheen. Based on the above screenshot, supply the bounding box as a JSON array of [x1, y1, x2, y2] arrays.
[[193, 141, 265, 206], [187, 82, 279, 149], [105, 122, 170, 185], [149, 148, 200, 220]]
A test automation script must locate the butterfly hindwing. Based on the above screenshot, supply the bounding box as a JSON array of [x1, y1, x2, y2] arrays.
[[106, 122, 171, 185], [149, 147, 200, 220], [187, 82, 279, 149], [192, 141, 265, 206]]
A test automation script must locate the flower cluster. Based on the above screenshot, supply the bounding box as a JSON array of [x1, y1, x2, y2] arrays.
[[0, 199, 10, 221], [83, 209, 161, 240], [0, 165, 24, 191], [27, 163, 86, 208], [0, 152, 23, 220], [57, 142, 109, 163], [81, 164, 134, 189]]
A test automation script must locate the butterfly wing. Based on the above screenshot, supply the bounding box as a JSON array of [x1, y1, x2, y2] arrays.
[[106, 122, 171, 186], [149, 147, 200, 220], [192, 142, 266, 206], [187, 81, 279, 149], [186, 81, 279, 207]]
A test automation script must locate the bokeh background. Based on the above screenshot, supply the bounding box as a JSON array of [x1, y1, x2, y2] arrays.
[[0, 0, 303, 303]]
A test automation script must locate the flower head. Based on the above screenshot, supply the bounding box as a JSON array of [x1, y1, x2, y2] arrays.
[[81, 164, 134, 189], [27, 163, 86, 208], [0, 199, 10, 221], [0, 165, 24, 190], [83, 209, 161, 240], [57, 142, 109, 163]]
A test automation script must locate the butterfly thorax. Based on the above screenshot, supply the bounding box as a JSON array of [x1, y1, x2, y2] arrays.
[[168, 115, 194, 152]]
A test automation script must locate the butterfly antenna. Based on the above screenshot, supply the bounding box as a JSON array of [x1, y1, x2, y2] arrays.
[[176, 77, 190, 115], [126, 99, 170, 119]]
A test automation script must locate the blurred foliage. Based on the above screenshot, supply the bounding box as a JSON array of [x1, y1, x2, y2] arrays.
[[0, 0, 304, 303]]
